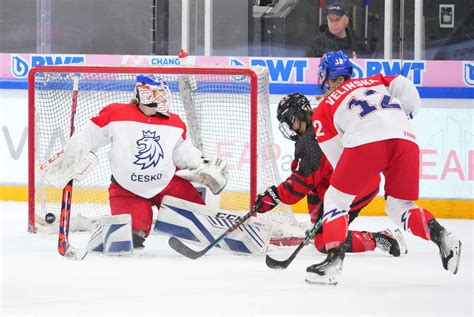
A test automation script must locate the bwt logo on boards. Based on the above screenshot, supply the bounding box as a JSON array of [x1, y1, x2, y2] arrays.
[[463, 62, 474, 86], [230, 57, 247, 81], [11, 54, 85, 78], [251, 58, 308, 83], [350, 61, 364, 79], [229, 58, 424, 85], [354, 60, 426, 85], [231, 57, 308, 83]]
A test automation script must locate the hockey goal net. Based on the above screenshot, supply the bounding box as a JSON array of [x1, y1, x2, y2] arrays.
[[28, 65, 304, 239]]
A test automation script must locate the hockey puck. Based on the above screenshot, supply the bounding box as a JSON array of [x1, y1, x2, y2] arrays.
[[45, 213, 56, 224]]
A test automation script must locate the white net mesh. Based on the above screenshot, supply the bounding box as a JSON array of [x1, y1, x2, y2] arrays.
[[30, 66, 302, 237]]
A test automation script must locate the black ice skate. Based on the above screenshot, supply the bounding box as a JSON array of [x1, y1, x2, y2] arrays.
[[428, 219, 462, 274], [373, 228, 407, 257], [305, 246, 345, 286], [132, 230, 146, 249]]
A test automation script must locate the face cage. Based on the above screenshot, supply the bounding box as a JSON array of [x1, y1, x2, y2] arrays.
[[319, 71, 329, 94], [136, 84, 171, 117], [278, 121, 299, 141], [154, 85, 171, 117]]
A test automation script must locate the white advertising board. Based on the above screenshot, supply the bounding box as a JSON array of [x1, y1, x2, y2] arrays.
[[1, 91, 472, 199]]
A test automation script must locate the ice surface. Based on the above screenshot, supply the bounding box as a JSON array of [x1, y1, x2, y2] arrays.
[[1, 201, 472, 316]]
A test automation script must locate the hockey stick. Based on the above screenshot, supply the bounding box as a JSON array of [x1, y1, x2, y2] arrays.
[[265, 217, 323, 270], [168, 208, 258, 259], [57, 74, 84, 260]]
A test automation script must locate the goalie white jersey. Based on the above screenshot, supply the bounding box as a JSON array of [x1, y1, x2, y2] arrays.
[[80, 102, 201, 199]]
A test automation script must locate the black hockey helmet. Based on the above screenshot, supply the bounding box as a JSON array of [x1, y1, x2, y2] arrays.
[[276, 93, 311, 141]]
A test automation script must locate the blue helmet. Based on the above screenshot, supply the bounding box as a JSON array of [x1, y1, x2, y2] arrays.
[[318, 50, 353, 93]]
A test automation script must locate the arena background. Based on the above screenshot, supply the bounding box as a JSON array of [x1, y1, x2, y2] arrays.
[[0, 53, 472, 219]]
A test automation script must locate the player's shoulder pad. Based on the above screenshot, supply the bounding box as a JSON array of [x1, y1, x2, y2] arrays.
[[91, 103, 136, 127], [165, 112, 187, 136]]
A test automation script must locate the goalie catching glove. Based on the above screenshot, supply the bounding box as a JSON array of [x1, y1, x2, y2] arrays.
[[253, 185, 281, 213], [38, 132, 98, 188], [175, 156, 228, 195]]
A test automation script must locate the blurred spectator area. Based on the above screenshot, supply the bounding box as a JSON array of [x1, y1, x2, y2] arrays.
[[0, 0, 473, 60]]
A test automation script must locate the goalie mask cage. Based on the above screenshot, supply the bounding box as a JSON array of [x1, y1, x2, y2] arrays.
[[28, 65, 299, 234]]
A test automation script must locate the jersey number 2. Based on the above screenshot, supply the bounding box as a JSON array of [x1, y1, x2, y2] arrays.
[[313, 120, 325, 137]]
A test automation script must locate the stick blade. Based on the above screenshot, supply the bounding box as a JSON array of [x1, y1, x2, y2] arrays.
[[63, 246, 88, 261], [265, 254, 290, 270], [168, 237, 204, 260]]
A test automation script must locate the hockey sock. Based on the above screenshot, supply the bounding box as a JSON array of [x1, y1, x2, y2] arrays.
[[322, 214, 348, 250], [314, 233, 326, 253], [349, 231, 376, 252], [315, 230, 375, 253], [402, 208, 435, 240]]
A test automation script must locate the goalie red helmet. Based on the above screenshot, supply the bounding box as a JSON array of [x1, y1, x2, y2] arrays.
[[276, 93, 311, 141], [135, 75, 171, 117]]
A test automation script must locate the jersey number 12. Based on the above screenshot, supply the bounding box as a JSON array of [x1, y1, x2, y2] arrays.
[[347, 89, 401, 118]]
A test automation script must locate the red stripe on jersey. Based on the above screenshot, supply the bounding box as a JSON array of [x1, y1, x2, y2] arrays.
[[90, 103, 187, 139], [379, 75, 398, 86]]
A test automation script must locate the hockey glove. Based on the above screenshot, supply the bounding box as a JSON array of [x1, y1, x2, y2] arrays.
[[254, 186, 281, 213], [38, 132, 97, 188], [175, 157, 228, 195]]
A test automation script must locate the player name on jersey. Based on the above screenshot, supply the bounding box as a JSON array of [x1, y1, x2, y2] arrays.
[[325, 79, 379, 106]]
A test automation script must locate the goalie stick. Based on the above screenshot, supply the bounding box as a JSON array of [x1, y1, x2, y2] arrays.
[[168, 208, 258, 259], [265, 217, 323, 270], [57, 74, 85, 260]]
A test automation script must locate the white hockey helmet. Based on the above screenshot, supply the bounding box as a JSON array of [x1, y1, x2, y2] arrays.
[[135, 75, 171, 117]]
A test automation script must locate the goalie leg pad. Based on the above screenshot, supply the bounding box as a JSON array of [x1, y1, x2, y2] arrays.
[[92, 214, 133, 254], [154, 196, 272, 255]]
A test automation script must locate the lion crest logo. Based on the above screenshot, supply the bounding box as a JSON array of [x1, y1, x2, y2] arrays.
[[133, 130, 164, 170]]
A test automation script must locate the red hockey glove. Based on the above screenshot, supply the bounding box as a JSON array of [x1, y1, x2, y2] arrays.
[[253, 185, 281, 213]]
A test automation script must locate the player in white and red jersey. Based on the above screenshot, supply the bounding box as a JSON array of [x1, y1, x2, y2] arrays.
[[40, 75, 228, 249], [253, 93, 406, 256], [306, 51, 461, 285]]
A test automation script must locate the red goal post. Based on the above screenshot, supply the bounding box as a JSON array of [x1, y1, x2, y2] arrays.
[[27, 65, 299, 235]]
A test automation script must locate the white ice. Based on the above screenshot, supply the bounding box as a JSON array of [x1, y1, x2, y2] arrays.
[[1, 201, 473, 316]]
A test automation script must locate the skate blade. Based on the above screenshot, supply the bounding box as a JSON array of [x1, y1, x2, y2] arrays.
[[393, 228, 408, 255], [64, 247, 88, 261], [305, 274, 339, 286], [447, 240, 462, 275]]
